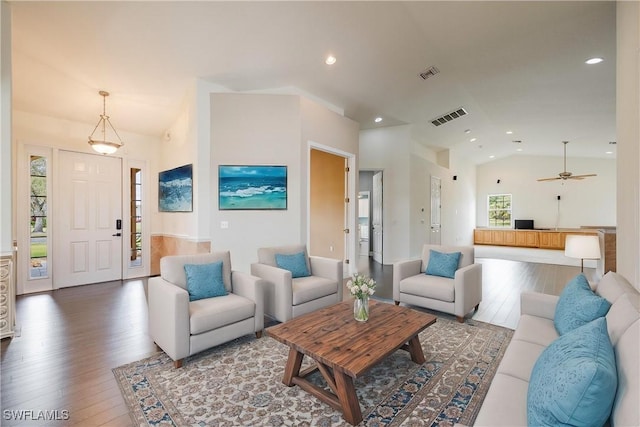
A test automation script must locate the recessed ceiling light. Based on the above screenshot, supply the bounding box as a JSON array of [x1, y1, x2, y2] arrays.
[[470, 138, 477, 142], [489, 155, 495, 159], [464, 129, 471, 134], [325, 55, 337, 65], [606, 151, 613, 154], [585, 57, 603, 65], [374, 117, 382, 123], [506, 131, 513, 135]]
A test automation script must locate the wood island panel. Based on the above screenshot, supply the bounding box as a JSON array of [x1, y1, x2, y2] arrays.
[[474, 228, 598, 250], [515, 230, 539, 247]]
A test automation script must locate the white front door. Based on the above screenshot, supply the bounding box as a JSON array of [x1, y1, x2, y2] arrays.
[[372, 171, 383, 264], [55, 151, 122, 288]]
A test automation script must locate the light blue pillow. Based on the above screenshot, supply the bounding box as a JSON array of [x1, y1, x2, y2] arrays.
[[527, 317, 617, 427], [275, 252, 310, 278], [554, 274, 611, 335], [425, 250, 461, 279], [184, 261, 227, 301]]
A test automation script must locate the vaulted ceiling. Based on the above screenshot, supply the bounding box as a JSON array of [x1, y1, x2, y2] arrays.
[[10, 1, 616, 164]]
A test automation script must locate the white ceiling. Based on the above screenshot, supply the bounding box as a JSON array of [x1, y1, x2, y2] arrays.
[[10, 1, 617, 164]]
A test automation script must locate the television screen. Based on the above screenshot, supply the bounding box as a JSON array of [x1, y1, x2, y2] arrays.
[[514, 219, 534, 230]]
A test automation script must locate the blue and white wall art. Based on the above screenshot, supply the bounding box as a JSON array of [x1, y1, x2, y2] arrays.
[[158, 164, 193, 212], [219, 165, 287, 210]]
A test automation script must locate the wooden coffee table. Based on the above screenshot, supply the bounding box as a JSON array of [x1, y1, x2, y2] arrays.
[[266, 300, 437, 425]]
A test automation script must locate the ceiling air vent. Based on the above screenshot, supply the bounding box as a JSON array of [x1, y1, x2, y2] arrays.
[[430, 107, 468, 127], [419, 66, 440, 80]]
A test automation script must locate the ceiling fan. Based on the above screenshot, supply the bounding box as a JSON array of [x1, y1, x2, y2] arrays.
[[537, 141, 597, 182]]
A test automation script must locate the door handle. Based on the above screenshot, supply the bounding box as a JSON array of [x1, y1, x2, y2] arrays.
[[112, 233, 122, 237]]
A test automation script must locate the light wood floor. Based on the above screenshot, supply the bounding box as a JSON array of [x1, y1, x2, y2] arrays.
[[1, 258, 593, 426], [353, 256, 595, 329]]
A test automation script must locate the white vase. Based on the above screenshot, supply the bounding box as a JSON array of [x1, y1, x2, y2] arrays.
[[353, 295, 369, 322]]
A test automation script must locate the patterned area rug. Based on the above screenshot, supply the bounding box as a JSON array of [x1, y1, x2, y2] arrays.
[[113, 314, 513, 426]]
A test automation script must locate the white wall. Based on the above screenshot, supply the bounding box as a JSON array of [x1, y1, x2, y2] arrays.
[[300, 96, 360, 273], [209, 93, 358, 273], [360, 125, 477, 263], [476, 155, 616, 229], [616, 1, 640, 289], [360, 126, 412, 263], [156, 88, 199, 240], [1, 0, 12, 255], [157, 79, 233, 242], [210, 93, 303, 274]]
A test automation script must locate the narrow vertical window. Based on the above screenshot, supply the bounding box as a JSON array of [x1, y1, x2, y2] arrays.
[[130, 168, 142, 267], [488, 194, 512, 228], [29, 156, 48, 278]]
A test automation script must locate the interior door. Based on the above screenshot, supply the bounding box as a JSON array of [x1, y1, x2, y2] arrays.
[[372, 171, 383, 263], [430, 175, 442, 245], [55, 151, 122, 288], [309, 149, 346, 261]]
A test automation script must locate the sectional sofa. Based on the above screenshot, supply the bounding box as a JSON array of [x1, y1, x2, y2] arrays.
[[472, 271, 639, 426]]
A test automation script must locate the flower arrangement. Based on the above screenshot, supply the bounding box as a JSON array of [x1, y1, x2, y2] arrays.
[[347, 273, 376, 322], [347, 273, 376, 299]]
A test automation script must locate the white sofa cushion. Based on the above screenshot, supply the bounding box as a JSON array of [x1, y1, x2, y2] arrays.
[[292, 276, 338, 305], [473, 373, 529, 427], [611, 319, 639, 427], [596, 271, 636, 304], [512, 314, 558, 348], [399, 274, 455, 302], [606, 294, 640, 345], [189, 293, 255, 335], [495, 339, 546, 382]]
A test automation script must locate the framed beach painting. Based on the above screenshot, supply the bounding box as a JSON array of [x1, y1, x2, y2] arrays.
[[218, 165, 287, 210], [159, 164, 193, 212]]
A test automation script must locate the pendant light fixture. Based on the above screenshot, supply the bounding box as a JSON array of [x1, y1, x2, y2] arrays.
[[88, 90, 124, 155]]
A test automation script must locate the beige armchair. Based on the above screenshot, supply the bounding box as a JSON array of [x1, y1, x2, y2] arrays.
[[148, 251, 265, 368], [250, 245, 343, 322], [393, 244, 482, 322]]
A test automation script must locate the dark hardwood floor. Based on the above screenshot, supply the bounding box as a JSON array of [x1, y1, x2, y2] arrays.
[[1, 258, 593, 426]]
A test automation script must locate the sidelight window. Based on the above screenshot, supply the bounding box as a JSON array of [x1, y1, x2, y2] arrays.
[[130, 168, 143, 267], [29, 155, 48, 278]]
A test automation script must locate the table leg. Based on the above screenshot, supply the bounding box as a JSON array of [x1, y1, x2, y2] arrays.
[[407, 335, 426, 364], [282, 347, 304, 387], [333, 370, 363, 425]]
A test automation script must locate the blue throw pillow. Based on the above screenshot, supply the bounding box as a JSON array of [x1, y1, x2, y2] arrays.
[[184, 261, 227, 301], [425, 250, 461, 279], [275, 252, 310, 278], [554, 274, 611, 335], [527, 317, 617, 427]]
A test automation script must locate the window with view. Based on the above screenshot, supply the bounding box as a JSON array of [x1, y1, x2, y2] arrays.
[[130, 168, 142, 268], [488, 194, 512, 228], [29, 155, 48, 278]]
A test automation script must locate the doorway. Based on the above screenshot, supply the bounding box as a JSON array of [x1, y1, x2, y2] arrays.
[[55, 151, 123, 288], [358, 170, 383, 265], [358, 191, 370, 256], [17, 147, 149, 294], [309, 148, 349, 263]]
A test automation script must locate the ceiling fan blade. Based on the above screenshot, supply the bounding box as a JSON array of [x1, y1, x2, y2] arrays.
[[569, 173, 597, 179], [537, 142, 596, 182]]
